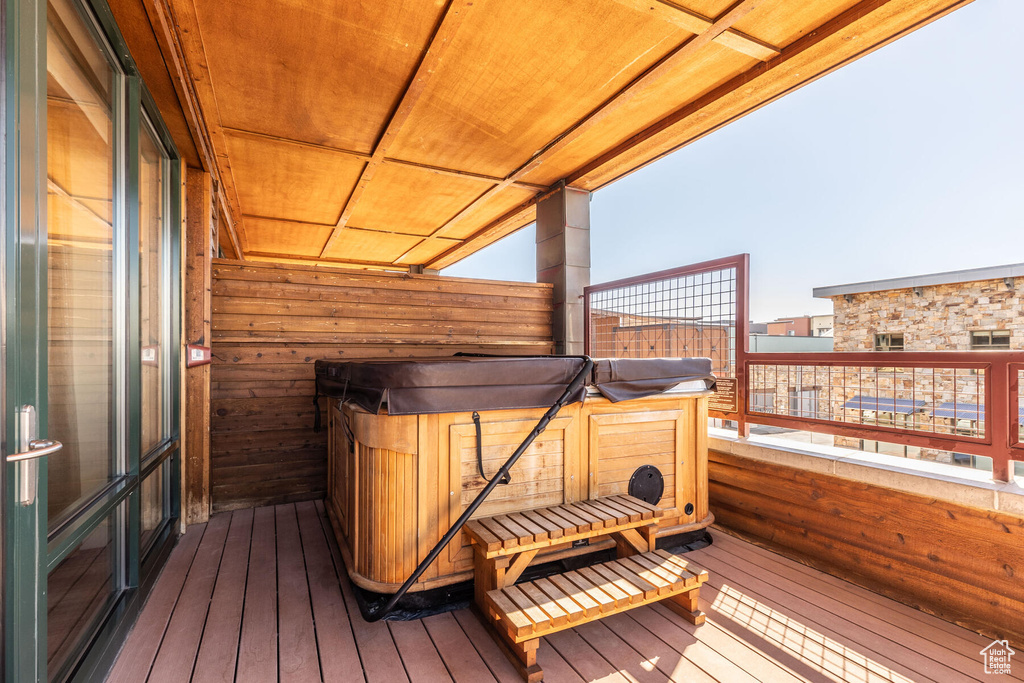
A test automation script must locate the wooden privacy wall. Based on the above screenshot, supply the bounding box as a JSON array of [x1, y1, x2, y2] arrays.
[[708, 450, 1024, 646], [209, 259, 555, 511]]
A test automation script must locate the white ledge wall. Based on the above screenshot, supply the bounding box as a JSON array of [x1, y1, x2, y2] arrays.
[[709, 429, 1024, 517]]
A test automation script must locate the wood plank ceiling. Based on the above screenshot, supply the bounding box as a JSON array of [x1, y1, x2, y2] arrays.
[[115, 0, 972, 271]]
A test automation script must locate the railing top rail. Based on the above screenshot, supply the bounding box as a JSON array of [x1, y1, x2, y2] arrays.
[[583, 253, 748, 295], [747, 350, 1024, 366]]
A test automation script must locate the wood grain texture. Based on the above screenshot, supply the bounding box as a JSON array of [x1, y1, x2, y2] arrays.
[[329, 391, 711, 593], [184, 168, 213, 524], [112, 0, 971, 270], [108, 502, 1002, 683], [142, 0, 245, 256], [209, 259, 554, 511], [708, 448, 1024, 647]]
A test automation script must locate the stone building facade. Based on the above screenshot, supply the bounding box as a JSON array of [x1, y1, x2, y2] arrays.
[[829, 277, 1023, 352], [810, 264, 1024, 465]]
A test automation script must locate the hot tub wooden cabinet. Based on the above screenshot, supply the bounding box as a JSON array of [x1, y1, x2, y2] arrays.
[[320, 357, 714, 594]]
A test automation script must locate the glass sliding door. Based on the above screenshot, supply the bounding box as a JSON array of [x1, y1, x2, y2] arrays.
[[139, 115, 167, 455], [45, 506, 119, 674], [46, 0, 121, 534], [138, 114, 174, 559], [4, 0, 181, 679], [45, 2, 126, 678]]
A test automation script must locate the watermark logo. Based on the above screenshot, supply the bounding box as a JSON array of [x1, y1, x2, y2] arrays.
[[981, 640, 1015, 675]]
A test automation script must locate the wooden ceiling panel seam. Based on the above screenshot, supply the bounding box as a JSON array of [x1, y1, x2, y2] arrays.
[[320, 229, 424, 264], [222, 127, 547, 192], [225, 133, 367, 226], [239, 213, 442, 241], [245, 251, 412, 272], [239, 217, 335, 258], [567, 0, 957, 189], [430, 215, 538, 271], [381, 157, 547, 193], [419, 0, 761, 268], [346, 163, 501, 238], [393, 237, 462, 266], [426, 196, 547, 270], [223, 127, 372, 161], [610, 0, 780, 61], [155, 0, 245, 256], [320, 0, 478, 259], [399, 182, 551, 268]]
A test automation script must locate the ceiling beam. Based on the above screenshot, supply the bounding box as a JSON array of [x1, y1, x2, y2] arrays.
[[149, 0, 246, 258], [319, 0, 476, 259], [566, 0, 947, 189], [609, 0, 779, 61], [409, 0, 762, 268]]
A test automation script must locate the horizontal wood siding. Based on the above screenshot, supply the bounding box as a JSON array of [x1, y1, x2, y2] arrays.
[[210, 259, 555, 511], [708, 449, 1024, 646]]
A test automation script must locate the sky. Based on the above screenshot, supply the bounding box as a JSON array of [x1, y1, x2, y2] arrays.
[[443, 0, 1024, 323]]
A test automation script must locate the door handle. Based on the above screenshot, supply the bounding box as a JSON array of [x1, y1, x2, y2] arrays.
[[10, 405, 60, 505], [7, 439, 64, 463]]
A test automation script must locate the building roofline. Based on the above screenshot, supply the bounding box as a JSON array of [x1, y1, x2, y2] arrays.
[[813, 263, 1024, 299]]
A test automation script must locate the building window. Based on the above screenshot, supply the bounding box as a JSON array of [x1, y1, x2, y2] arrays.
[[970, 330, 1010, 349], [874, 333, 904, 351]]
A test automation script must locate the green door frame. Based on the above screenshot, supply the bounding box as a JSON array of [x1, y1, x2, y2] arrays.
[[4, 0, 49, 679], [3, 0, 183, 679]]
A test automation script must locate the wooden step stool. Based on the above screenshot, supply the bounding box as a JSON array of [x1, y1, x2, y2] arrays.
[[465, 495, 708, 681]]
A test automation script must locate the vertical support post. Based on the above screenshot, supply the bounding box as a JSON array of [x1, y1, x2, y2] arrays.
[[990, 358, 1011, 483], [536, 185, 591, 355], [183, 168, 212, 524], [736, 254, 751, 437]]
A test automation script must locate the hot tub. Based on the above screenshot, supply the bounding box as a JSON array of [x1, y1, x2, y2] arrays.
[[316, 355, 715, 594]]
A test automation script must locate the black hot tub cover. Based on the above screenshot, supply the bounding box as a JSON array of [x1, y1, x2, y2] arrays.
[[590, 357, 716, 402], [314, 356, 590, 416]]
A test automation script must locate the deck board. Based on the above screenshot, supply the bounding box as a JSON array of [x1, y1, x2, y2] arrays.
[[107, 522, 207, 683], [275, 504, 322, 682], [236, 506, 278, 683], [697, 544, 966, 683], [148, 514, 231, 683], [712, 530, 994, 651], [388, 619, 451, 683], [192, 507, 253, 683], [451, 609, 525, 683], [106, 510, 1005, 683], [422, 612, 498, 682], [294, 501, 364, 683], [708, 538, 987, 679], [544, 628, 632, 683]]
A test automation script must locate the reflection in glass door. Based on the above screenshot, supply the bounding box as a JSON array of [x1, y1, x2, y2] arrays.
[[45, 0, 123, 677], [47, 0, 120, 529]]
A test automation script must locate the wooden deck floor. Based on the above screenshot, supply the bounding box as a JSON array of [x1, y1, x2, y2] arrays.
[[107, 501, 1013, 683]]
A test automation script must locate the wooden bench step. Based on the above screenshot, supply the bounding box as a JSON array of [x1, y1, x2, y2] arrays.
[[485, 548, 708, 643], [465, 495, 663, 558]]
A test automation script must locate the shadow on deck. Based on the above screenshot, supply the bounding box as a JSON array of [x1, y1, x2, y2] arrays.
[[106, 501, 1002, 682]]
